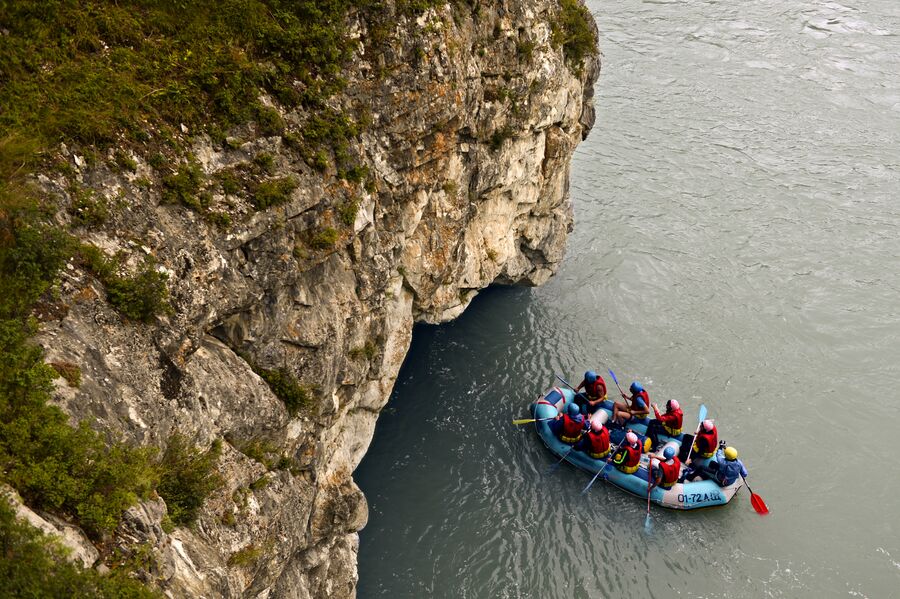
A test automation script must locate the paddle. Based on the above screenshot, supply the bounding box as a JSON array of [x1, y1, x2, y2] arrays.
[[606, 367, 625, 397], [645, 456, 654, 532], [581, 437, 626, 494], [548, 446, 576, 474], [554, 374, 590, 403], [741, 474, 769, 515], [682, 404, 708, 466], [512, 417, 554, 425], [555, 374, 576, 390]]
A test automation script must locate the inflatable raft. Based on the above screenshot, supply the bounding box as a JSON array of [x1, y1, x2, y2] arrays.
[[530, 386, 743, 510]]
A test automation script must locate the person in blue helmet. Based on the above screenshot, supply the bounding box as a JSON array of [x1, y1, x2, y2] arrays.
[[611, 381, 650, 427], [650, 446, 681, 490], [574, 370, 607, 414], [552, 401, 587, 444]]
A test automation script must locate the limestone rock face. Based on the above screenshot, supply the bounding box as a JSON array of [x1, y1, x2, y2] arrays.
[[34, 1, 599, 596]]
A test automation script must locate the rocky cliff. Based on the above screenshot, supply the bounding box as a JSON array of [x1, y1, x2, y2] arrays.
[[26, 1, 599, 596]]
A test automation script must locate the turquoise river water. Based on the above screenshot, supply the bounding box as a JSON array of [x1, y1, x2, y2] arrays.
[[355, 0, 900, 596]]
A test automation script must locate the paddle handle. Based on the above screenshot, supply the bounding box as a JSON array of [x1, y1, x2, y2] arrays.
[[582, 437, 626, 494], [683, 405, 708, 465], [512, 417, 554, 425]]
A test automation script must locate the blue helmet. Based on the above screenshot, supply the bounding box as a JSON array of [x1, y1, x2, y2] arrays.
[[585, 370, 598, 383], [630, 381, 643, 394], [567, 402, 580, 417], [663, 447, 675, 460]]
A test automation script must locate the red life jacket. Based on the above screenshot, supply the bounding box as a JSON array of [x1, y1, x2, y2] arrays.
[[661, 408, 683, 435], [585, 378, 607, 399], [694, 428, 718, 458], [657, 457, 681, 488], [616, 442, 642, 473], [560, 414, 584, 443], [585, 428, 610, 458], [632, 390, 650, 415]]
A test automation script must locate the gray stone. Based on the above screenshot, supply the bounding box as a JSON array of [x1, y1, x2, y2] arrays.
[[31, 2, 599, 596]]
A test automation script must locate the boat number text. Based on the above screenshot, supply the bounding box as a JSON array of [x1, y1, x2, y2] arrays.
[[678, 492, 722, 503]]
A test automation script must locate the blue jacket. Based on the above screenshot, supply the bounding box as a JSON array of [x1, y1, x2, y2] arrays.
[[713, 449, 748, 486]]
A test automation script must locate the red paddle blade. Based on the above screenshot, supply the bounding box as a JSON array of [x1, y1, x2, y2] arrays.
[[750, 492, 769, 515]]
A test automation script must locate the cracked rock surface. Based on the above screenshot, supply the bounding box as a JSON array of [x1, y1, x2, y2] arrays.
[[34, 2, 599, 596]]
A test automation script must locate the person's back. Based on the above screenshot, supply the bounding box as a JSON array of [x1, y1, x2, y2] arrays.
[[713, 447, 747, 486], [647, 399, 683, 449], [692, 420, 718, 459], [613, 431, 642, 473], [653, 447, 681, 489], [576, 420, 610, 459], [556, 402, 585, 444]]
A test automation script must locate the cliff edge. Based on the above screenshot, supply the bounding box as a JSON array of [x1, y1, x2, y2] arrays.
[[5, 1, 599, 596]]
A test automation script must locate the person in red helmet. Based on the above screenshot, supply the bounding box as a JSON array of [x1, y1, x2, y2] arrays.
[[612, 431, 643, 474], [575, 418, 611, 459], [646, 399, 684, 450], [574, 370, 607, 414]]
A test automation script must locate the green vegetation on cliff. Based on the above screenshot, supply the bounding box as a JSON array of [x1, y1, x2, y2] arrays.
[[0, 0, 361, 147], [1, 0, 383, 569], [0, 497, 161, 598], [552, 0, 598, 75]]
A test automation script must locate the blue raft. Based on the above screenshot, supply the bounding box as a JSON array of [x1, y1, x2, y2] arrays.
[[530, 387, 743, 510]]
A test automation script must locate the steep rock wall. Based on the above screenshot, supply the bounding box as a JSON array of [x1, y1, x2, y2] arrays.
[[33, 1, 599, 596]]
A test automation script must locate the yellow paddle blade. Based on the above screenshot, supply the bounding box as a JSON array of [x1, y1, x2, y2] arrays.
[[512, 418, 537, 425]]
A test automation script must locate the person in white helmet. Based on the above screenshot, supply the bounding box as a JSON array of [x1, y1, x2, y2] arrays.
[[611, 430, 643, 474], [646, 399, 683, 451]]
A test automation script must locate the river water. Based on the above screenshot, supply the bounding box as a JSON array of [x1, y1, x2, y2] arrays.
[[355, 0, 900, 596]]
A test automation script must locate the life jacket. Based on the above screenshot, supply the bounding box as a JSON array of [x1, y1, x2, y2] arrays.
[[715, 459, 743, 487], [584, 427, 610, 459], [585, 378, 607, 400], [559, 414, 584, 444], [631, 390, 650, 416], [661, 407, 683, 436], [614, 442, 641, 474], [693, 428, 718, 458], [657, 457, 681, 489]]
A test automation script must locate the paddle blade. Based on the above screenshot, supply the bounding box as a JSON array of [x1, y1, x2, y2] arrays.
[[512, 418, 536, 425], [750, 492, 769, 515], [697, 404, 707, 424], [607, 369, 619, 386]]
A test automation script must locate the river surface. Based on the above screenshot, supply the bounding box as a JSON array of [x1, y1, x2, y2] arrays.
[[355, 0, 900, 596]]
